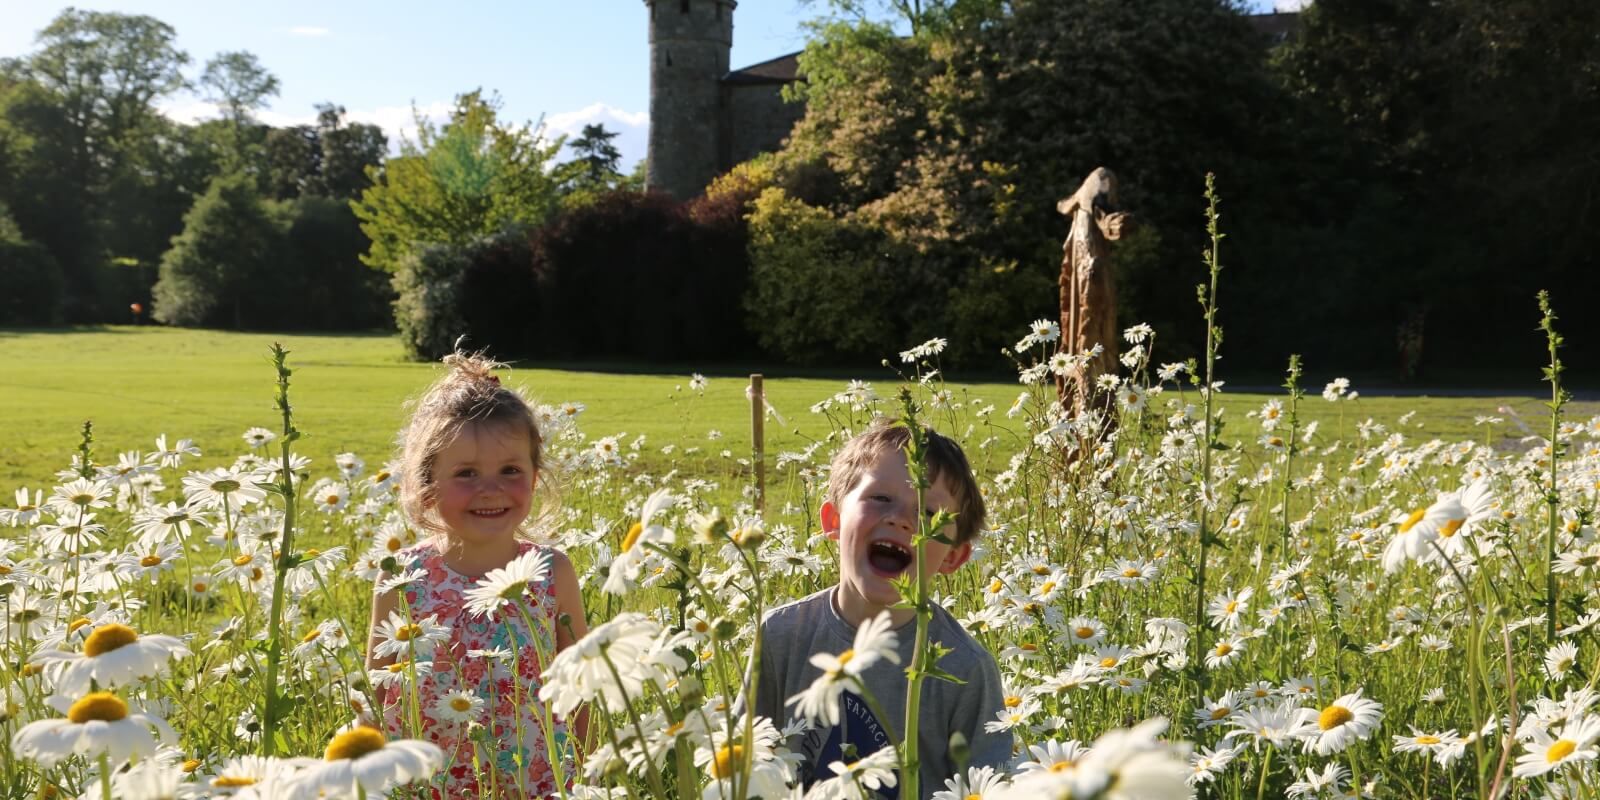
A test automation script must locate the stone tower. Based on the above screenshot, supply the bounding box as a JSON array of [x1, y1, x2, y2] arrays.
[[644, 0, 735, 199]]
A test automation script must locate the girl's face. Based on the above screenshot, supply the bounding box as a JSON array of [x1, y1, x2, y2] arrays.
[[431, 423, 536, 548]]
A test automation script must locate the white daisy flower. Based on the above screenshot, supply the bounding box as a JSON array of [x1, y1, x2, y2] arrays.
[[11, 691, 176, 768], [34, 623, 189, 695]]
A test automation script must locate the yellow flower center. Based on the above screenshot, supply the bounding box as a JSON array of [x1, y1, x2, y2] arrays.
[[1415, 735, 1440, 746], [212, 776, 258, 788], [182, 759, 202, 773], [395, 624, 422, 642], [233, 554, 253, 567], [1319, 705, 1354, 730], [1048, 759, 1076, 773], [622, 522, 644, 553], [665, 721, 685, 736], [386, 538, 403, 552], [1074, 627, 1095, 640], [20, 663, 43, 678], [83, 623, 139, 657], [1020, 643, 1038, 652], [1040, 581, 1056, 594], [1348, 531, 1364, 541], [193, 581, 209, 593], [1003, 695, 1021, 708], [1399, 508, 1427, 533], [1440, 519, 1464, 538], [67, 617, 93, 633], [1224, 601, 1238, 614], [1214, 643, 1233, 657], [305, 549, 320, 558], [1210, 707, 1231, 720], [987, 579, 1003, 593], [140, 555, 163, 567], [1548, 739, 1577, 763], [325, 727, 388, 761], [324, 494, 340, 505], [1268, 437, 1284, 448], [301, 629, 322, 644], [450, 697, 474, 713], [67, 692, 129, 723], [1100, 657, 1118, 668], [711, 744, 745, 779], [837, 649, 855, 666], [1032, 565, 1049, 575], [1122, 568, 1140, 578]]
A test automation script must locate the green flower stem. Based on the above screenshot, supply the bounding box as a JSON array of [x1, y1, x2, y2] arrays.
[[260, 343, 300, 756], [600, 647, 666, 798], [897, 389, 936, 800], [1538, 291, 1568, 644], [1191, 173, 1225, 724], [98, 752, 112, 800]]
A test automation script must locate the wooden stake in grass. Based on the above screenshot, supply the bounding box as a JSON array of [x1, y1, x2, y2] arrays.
[[750, 373, 766, 516]]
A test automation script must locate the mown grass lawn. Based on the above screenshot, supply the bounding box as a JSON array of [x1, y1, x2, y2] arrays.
[[2, 326, 1590, 487]]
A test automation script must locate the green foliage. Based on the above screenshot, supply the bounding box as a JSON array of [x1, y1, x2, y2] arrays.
[[263, 104, 387, 201], [352, 91, 564, 274], [152, 172, 282, 328], [0, 204, 65, 325], [744, 188, 904, 364], [0, 8, 189, 319], [391, 241, 473, 360]]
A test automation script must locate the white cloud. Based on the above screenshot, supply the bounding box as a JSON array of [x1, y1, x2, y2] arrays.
[[1274, 0, 1311, 10], [543, 102, 648, 171], [288, 26, 331, 37]]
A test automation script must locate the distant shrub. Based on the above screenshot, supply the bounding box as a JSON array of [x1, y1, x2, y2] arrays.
[[525, 189, 753, 361], [152, 173, 280, 328], [392, 242, 472, 361], [0, 236, 65, 326], [743, 188, 906, 364]]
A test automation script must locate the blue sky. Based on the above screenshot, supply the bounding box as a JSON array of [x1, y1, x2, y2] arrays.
[[0, 0, 1291, 169]]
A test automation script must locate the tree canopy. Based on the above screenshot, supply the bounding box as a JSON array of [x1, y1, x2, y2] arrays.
[[351, 90, 563, 273]]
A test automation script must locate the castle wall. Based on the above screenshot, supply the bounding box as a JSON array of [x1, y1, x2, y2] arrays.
[[724, 83, 806, 170]]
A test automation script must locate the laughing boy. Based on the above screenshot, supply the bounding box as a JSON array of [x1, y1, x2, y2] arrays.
[[754, 419, 1009, 798]]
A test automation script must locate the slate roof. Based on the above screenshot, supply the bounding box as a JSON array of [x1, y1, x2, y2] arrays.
[[723, 50, 802, 85]]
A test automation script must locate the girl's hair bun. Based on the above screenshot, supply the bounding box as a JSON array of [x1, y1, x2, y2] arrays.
[[441, 349, 504, 386]]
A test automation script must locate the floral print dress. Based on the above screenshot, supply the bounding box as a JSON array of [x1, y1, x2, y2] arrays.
[[382, 539, 572, 799]]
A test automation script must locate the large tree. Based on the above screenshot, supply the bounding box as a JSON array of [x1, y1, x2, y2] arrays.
[[0, 9, 189, 318], [198, 50, 279, 164], [351, 90, 563, 273]]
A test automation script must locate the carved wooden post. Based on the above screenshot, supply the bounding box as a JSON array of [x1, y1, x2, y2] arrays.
[[1057, 167, 1134, 438]]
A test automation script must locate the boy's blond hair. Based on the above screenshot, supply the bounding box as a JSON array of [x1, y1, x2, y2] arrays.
[[825, 418, 987, 543]]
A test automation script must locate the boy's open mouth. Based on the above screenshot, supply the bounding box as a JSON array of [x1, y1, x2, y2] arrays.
[[867, 540, 913, 576]]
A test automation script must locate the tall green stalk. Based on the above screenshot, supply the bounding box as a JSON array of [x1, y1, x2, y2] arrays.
[[894, 389, 960, 800], [260, 344, 301, 755], [1279, 355, 1303, 557], [1538, 291, 1568, 644], [1190, 173, 1225, 720]]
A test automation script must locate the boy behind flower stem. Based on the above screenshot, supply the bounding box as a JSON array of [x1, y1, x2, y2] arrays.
[[754, 402, 1008, 799]]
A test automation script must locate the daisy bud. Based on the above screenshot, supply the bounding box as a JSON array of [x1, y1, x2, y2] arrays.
[[713, 618, 739, 642], [948, 731, 970, 770]]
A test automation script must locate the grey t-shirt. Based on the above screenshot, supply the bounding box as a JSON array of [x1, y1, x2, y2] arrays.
[[753, 587, 1010, 799]]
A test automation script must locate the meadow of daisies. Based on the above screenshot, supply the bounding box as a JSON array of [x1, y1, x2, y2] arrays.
[[4, 276, 1600, 796]]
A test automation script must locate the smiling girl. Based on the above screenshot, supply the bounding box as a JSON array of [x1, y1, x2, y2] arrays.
[[366, 351, 587, 799]]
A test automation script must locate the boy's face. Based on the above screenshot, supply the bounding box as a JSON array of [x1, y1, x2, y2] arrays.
[[822, 449, 971, 627]]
